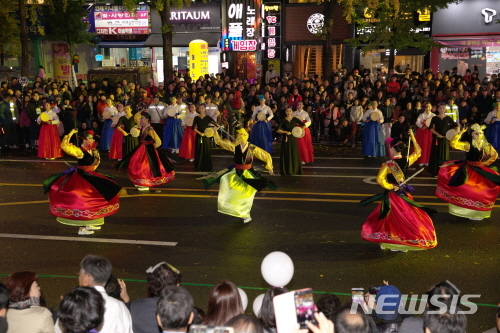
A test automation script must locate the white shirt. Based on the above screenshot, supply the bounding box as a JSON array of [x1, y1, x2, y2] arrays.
[[292, 109, 311, 127], [183, 111, 199, 126], [148, 102, 167, 123], [104, 106, 118, 116], [37, 110, 60, 125], [252, 104, 274, 122], [362, 108, 384, 123], [484, 110, 500, 124], [163, 104, 181, 119], [350, 105, 364, 124], [416, 112, 435, 129], [205, 103, 219, 123], [55, 286, 133, 333]]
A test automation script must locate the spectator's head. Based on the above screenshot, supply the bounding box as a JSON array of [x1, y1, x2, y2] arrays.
[[259, 287, 287, 328], [4, 271, 41, 304], [316, 294, 341, 322], [335, 305, 371, 333], [375, 285, 402, 321], [424, 310, 467, 333], [156, 286, 194, 332], [79, 255, 112, 287], [426, 281, 460, 311], [226, 314, 264, 333], [203, 280, 244, 326], [0, 283, 8, 317], [58, 286, 105, 333], [146, 262, 182, 297], [104, 275, 121, 300]]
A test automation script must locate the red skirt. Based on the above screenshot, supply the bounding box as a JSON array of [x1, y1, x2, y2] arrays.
[[297, 127, 314, 163], [179, 126, 196, 160], [38, 124, 62, 158], [109, 125, 124, 160], [361, 192, 437, 249], [128, 144, 176, 187], [415, 127, 433, 165], [436, 161, 500, 212], [48, 169, 120, 221]]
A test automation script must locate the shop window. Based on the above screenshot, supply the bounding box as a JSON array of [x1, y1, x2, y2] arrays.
[[296, 45, 343, 78]]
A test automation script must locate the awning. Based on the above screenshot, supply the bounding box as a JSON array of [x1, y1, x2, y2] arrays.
[[98, 41, 146, 48], [144, 32, 220, 47]]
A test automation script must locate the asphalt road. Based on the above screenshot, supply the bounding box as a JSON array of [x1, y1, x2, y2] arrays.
[[0, 144, 499, 332]]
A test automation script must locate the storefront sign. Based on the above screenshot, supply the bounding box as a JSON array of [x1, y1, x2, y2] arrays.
[[306, 13, 324, 34], [189, 40, 209, 80], [52, 42, 71, 81], [262, 3, 281, 59], [222, 0, 261, 52], [433, 0, 500, 35], [94, 5, 149, 35], [169, 2, 221, 32]]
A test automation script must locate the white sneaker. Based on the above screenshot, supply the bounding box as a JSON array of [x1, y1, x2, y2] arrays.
[[138, 186, 149, 191], [86, 225, 101, 231], [243, 216, 252, 223], [469, 218, 484, 221], [189, 159, 194, 162], [301, 161, 305, 165], [78, 228, 94, 235]]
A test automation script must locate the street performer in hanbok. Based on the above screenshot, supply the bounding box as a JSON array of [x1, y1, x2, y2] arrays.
[[250, 96, 274, 153], [43, 128, 122, 235], [200, 128, 276, 223], [436, 123, 500, 220], [360, 129, 437, 252]]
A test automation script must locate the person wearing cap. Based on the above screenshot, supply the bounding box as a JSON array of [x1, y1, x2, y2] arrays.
[[37, 102, 62, 159], [365, 283, 408, 332], [162, 96, 184, 153], [250, 95, 274, 153]]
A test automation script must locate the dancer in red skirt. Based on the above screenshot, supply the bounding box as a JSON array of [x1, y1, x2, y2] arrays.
[[37, 103, 62, 159], [415, 103, 435, 166], [292, 101, 314, 164], [108, 104, 126, 160], [43, 128, 122, 235], [360, 129, 437, 252], [436, 123, 500, 220], [116, 112, 175, 191], [179, 103, 198, 161]]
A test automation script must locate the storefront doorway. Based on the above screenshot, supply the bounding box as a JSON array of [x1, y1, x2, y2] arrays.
[[295, 45, 343, 78], [235, 52, 257, 80]]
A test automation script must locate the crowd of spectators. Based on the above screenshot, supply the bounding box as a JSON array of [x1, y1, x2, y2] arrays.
[[0, 254, 497, 333], [1, 65, 500, 159]]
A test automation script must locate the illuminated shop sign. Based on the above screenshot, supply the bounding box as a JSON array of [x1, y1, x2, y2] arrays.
[[261, 3, 281, 59], [222, 0, 261, 52], [94, 4, 150, 35]]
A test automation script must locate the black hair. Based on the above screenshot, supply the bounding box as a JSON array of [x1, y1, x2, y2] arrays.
[[426, 281, 460, 311], [259, 288, 287, 328], [226, 314, 264, 333], [147, 263, 181, 297], [58, 286, 105, 333], [316, 294, 341, 321], [0, 283, 9, 309], [334, 305, 371, 333], [80, 255, 112, 285], [424, 310, 467, 333], [141, 112, 152, 122], [157, 286, 193, 330], [104, 275, 121, 300]]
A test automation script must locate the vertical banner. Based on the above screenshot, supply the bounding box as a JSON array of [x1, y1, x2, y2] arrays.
[[189, 39, 209, 80], [52, 42, 71, 81]]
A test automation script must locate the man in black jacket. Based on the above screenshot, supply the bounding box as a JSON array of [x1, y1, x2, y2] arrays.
[[26, 92, 42, 149]]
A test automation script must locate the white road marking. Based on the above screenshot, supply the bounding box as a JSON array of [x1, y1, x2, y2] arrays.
[[0, 233, 177, 246]]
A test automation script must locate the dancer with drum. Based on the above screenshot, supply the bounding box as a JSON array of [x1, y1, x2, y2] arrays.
[[250, 96, 274, 153], [43, 128, 121, 235], [292, 101, 314, 164], [362, 101, 385, 158], [116, 113, 175, 191], [192, 104, 217, 172], [436, 123, 500, 220], [484, 102, 500, 153], [360, 129, 437, 252], [179, 104, 198, 162], [162, 97, 184, 153], [99, 100, 117, 151], [108, 104, 126, 160], [115, 105, 141, 157], [427, 103, 457, 177], [276, 108, 305, 175], [37, 103, 62, 159], [200, 128, 276, 223], [415, 103, 435, 166]]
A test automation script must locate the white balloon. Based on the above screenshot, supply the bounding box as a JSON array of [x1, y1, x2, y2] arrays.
[[238, 288, 248, 311], [253, 293, 265, 317], [261, 251, 294, 287]]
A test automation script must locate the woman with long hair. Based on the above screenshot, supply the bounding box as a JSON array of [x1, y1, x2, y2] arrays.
[[5, 271, 55, 333], [202, 280, 244, 326]]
